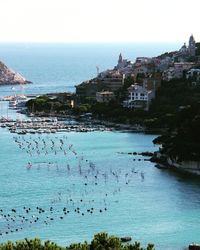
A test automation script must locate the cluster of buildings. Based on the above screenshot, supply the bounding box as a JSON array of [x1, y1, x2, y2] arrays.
[[75, 35, 199, 111], [159, 35, 199, 81]]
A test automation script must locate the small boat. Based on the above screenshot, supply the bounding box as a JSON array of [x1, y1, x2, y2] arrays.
[[120, 237, 132, 242], [9, 100, 17, 108], [29, 130, 36, 134], [189, 243, 200, 250], [10, 129, 16, 133], [17, 130, 27, 135], [50, 129, 56, 133]]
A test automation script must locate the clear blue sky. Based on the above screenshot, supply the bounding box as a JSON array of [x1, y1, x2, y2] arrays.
[[1, 0, 199, 43]]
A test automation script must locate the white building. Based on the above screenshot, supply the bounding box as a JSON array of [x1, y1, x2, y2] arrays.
[[123, 84, 155, 110]]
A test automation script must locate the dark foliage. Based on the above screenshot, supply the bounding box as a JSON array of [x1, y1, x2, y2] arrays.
[[0, 233, 155, 250], [26, 96, 71, 114]]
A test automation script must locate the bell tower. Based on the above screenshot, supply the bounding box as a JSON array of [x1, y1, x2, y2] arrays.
[[118, 53, 123, 64], [188, 34, 196, 56]]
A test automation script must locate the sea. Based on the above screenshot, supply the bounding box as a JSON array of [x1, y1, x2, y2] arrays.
[[0, 43, 199, 250]]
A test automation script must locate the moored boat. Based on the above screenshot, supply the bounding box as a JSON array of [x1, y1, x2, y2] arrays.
[[120, 237, 132, 242]]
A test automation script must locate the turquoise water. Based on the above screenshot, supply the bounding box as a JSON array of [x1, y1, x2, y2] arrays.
[[1, 125, 200, 250], [0, 43, 200, 250]]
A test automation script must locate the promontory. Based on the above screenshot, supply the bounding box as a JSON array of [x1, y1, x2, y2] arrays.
[[0, 61, 31, 85]]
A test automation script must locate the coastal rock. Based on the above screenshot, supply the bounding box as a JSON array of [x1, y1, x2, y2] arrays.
[[169, 159, 200, 175], [151, 152, 200, 175], [0, 61, 31, 85]]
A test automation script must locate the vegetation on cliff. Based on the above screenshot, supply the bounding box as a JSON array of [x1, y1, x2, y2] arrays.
[[153, 103, 200, 161], [145, 78, 200, 129], [0, 233, 154, 250]]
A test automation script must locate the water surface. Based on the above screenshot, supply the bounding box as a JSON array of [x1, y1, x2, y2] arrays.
[[0, 43, 199, 250]]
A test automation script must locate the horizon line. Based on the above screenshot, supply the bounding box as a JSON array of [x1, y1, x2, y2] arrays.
[[0, 41, 183, 44]]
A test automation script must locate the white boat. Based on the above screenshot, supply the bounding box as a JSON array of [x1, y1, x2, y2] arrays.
[[9, 100, 17, 108]]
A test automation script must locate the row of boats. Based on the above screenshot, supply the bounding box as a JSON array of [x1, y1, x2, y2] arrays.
[[0, 96, 112, 134], [0, 119, 112, 134]]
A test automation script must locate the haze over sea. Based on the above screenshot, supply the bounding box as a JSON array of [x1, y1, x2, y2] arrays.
[[1, 43, 200, 250]]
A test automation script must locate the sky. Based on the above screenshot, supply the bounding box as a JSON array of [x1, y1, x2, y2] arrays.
[[1, 0, 200, 43]]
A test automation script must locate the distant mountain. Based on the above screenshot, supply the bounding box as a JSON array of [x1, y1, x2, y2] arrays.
[[0, 61, 31, 85]]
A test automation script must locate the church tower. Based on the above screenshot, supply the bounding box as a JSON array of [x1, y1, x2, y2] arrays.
[[117, 53, 123, 69], [188, 34, 196, 56], [118, 53, 123, 64]]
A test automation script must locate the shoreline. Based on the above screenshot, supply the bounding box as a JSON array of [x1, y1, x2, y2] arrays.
[[151, 151, 200, 177], [19, 109, 163, 134]]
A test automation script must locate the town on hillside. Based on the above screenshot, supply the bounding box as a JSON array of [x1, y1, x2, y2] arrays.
[[75, 34, 200, 111], [4, 35, 200, 122], [2, 35, 200, 115]]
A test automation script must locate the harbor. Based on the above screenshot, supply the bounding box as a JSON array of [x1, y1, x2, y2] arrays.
[[0, 94, 145, 134], [0, 94, 113, 134]]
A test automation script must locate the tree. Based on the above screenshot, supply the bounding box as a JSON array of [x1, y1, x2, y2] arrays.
[[0, 233, 155, 250]]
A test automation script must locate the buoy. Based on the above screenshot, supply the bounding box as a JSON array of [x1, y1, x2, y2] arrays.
[[120, 237, 132, 242]]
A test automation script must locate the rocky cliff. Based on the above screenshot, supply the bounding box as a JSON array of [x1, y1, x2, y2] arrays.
[[0, 61, 31, 85]]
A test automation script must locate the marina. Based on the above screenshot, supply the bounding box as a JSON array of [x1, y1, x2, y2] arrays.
[[0, 117, 112, 134], [0, 97, 113, 134]]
